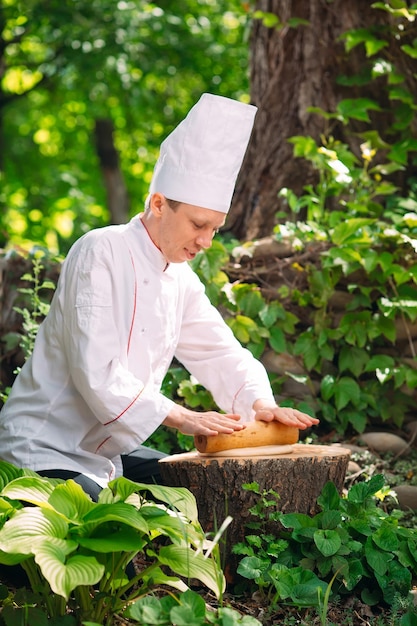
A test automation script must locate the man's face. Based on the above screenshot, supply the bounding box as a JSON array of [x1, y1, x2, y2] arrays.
[[149, 195, 226, 264]]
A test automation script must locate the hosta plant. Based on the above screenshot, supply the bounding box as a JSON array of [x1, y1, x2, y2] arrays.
[[0, 461, 227, 625]]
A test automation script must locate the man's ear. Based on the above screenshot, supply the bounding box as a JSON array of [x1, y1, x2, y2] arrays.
[[149, 192, 165, 217]]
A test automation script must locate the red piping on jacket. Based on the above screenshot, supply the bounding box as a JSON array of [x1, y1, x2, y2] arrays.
[[127, 247, 137, 356], [231, 382, 245, 414], [100, 247, 142, 432]]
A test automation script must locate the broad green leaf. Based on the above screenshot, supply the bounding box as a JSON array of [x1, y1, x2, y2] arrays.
[[170, 590, 207, 626], [373, 523, 399, 552], [374, 315, 396, 343], [343, 557, 366, 590], [365, 38, 387, 56], [77, 527, 147, 553], [236, 556, 265, 580], [314, 529, 342, 556], [1, 605, 50, 626], [361, 585, 381, 605], [320, 510, 342, 529], [140, 484, 198, 522], [0, 507, 69, 554], [157, 545, 225, 598], [0, 461, 27, 491], [125, 595, 170, 624], [48, 480, 96, 520], [365, 537, 389, 576], [1, 476, 55, 505], [141, 566, 189, 593], [142, 507, 202, 545], [0, 497, 15, 515], [81, 502, 149, 533], [279, 512, 316, 530], [105, 476, 198, 521], [33, 540, 104, 599]]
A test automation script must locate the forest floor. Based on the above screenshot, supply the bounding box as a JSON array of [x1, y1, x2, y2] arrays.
[[1, 435, 417, 625], [128, 435, 417, 626]]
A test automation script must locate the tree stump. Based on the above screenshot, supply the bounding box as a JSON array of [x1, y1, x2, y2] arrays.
[[159, 443, 351, 582]]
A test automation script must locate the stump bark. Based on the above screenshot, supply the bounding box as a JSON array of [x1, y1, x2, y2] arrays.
[[159, 443, 351, 582]]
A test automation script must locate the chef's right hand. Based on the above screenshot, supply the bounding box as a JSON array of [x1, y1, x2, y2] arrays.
[[163, 405, 245, 437]]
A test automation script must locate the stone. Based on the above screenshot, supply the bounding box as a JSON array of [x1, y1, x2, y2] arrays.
[[392, 485, 417, 511], [357, 432, 410, 456]]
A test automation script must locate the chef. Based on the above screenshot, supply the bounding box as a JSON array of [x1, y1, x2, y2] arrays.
[[0, 93, 319, 500]]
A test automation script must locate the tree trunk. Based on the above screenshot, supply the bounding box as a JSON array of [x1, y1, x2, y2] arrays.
[[228, 0, 417, 241], [159, 443, 350, 582], [94, 118, 129, 225]]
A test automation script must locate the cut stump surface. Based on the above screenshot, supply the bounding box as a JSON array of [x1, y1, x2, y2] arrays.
[[159, 443, 351, 582]]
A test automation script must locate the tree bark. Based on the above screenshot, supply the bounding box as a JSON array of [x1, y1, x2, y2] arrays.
[[228, 0, 417, 241], [94, 118, 129, 225], [159, 444, 350, 582]]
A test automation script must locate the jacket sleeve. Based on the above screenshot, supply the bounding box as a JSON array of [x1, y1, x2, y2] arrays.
[[175, 267, 275, 421], [58, 233, 175, 454]]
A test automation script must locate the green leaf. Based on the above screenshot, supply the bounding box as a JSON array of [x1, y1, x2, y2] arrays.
[[317, 482, 341, 511], [259, 300, 285, 327], [364, 354, 395, 375], [34, 538, 104, 599], [339, 346, 369, 376], [336, 98, 382, 122], [81, 502, 149, 534], [236, 555, 266, 581], [0, 461, 28, 490], [170, 590, 207, 626], [343, 557, 366, 590], [320, 510, 342, 530], [1, 475, 55, 505], [334, 377, 361, 410], [125, 595, 168, 624], [232, 284, 266, 318], [228, 315, 259, 344], [294, 332, 320, 370], [314, 529, 342, 556], [330, 218, 375, 245], [372, 523, 399, 552], [365, 537, 389, 576], [347, 475, 386, 503], [157, 545, 225, 598], [321, 374, 335, 401], [77, 527, 147, 553], [401, 43, 417, 59], [279, 512, 316, 530], [0, 507, 69, 555], [48, 480, 96, 519], [105, 477, 199, 522], [269, 326, 287, 352]]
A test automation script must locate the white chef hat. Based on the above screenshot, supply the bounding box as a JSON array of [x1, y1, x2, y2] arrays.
[[149, 93, 257, 214]]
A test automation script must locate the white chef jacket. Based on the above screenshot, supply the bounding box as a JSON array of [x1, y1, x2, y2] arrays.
[[0, 216, 275, 486]]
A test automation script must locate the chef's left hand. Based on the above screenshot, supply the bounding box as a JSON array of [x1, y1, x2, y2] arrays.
[[252, 399, 319, 430]]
